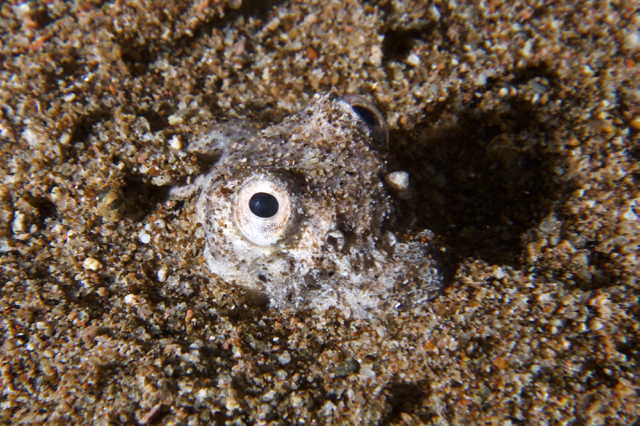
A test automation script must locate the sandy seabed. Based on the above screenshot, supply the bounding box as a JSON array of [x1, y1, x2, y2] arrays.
[[0, 0, 639, 424]]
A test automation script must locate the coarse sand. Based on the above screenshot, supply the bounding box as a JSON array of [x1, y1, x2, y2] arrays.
[[0, 0, 638, 424]]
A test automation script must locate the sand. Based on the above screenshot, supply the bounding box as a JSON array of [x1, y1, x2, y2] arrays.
[[0, 0, 638, 424]]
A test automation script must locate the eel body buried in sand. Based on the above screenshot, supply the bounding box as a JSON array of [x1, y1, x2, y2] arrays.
[[172, 91, 444, 317]]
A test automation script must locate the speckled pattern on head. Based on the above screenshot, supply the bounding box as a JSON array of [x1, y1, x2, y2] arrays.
[[177, 91, 444, 316]]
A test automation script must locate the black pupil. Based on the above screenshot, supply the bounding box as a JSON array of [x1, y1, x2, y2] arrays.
[[351, 105, 377, 127], [249, 193, 279, 218]]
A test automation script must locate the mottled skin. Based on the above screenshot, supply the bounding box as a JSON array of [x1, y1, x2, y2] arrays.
[[175, 91, 443, 316]]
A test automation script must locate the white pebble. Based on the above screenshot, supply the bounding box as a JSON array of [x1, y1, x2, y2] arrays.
[[625, 31, 639, 50], [622, 206, 638, 221], [406, 53, 421, 66], [83, 257, 102, 271], [429, 4, 441, 20], [23, 128, 42, 147], [277, 351, 291, 365], [50, 187, 63, 202], [0, 238, 13, 253], [124, 294, 139, 306], [225, 397, 240, 411], [168, 114, 183, 125], [370, 45, 383, 67], [157, 266, 169, 283], [262, 389, 277, 402], [385, 171, 410, 191], [589, 319, 603, 331], [59, 133, 71, 145], [139, 231, 151, 244], [169, 135, 182, 150], [151, 175, 172, 186], [12, 211, 27, 233]]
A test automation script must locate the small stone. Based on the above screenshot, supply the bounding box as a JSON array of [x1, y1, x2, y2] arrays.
[[139, 231, 151, 244], [382, 231, 397, 249], [589, 319, 603, 331], [384, 171, 412, 199], [124, 294, 139, 306], [266, 17, 280, 31], [168, 114, 184, 125], [83, 257, 102, 271], [139, 403, 164, 425], [621, 206, 638, 221], [169, 135, 182, 150], [370, 45, 383, 67], [157, 266, 169, 283], [225, 397, 240, 411], [334, 358, 360, 377], [151, 175, 173, 186], [277, 351, 291, 365], [97, 187, 125, 222], [306, 47, 318, 61], [385, 171, 410, 192], [50, 186, 63, 202], [492, 357, 509, 369], [0, 238, 14, 253], [12, 211, 28, 234], [625, 31, 640, 51], [400, 413, 414, 424], [59, 133, 71, 145], [429, 4, 441, 20], [406, 53, 421, 66], [262, 389, 277, 402], [81, 325, 99, 344]]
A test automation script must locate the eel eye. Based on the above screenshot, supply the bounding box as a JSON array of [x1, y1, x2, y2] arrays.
[[234, 174, 298, 245], [249, 192, 279, 218], [340, 94, 389, 150]]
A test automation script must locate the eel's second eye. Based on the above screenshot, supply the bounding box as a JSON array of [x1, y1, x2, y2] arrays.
[[339, 94, 389, 150], [249, 192, 279, 218], [351, 105, 378, 127], [233, 174, 298, 246]]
